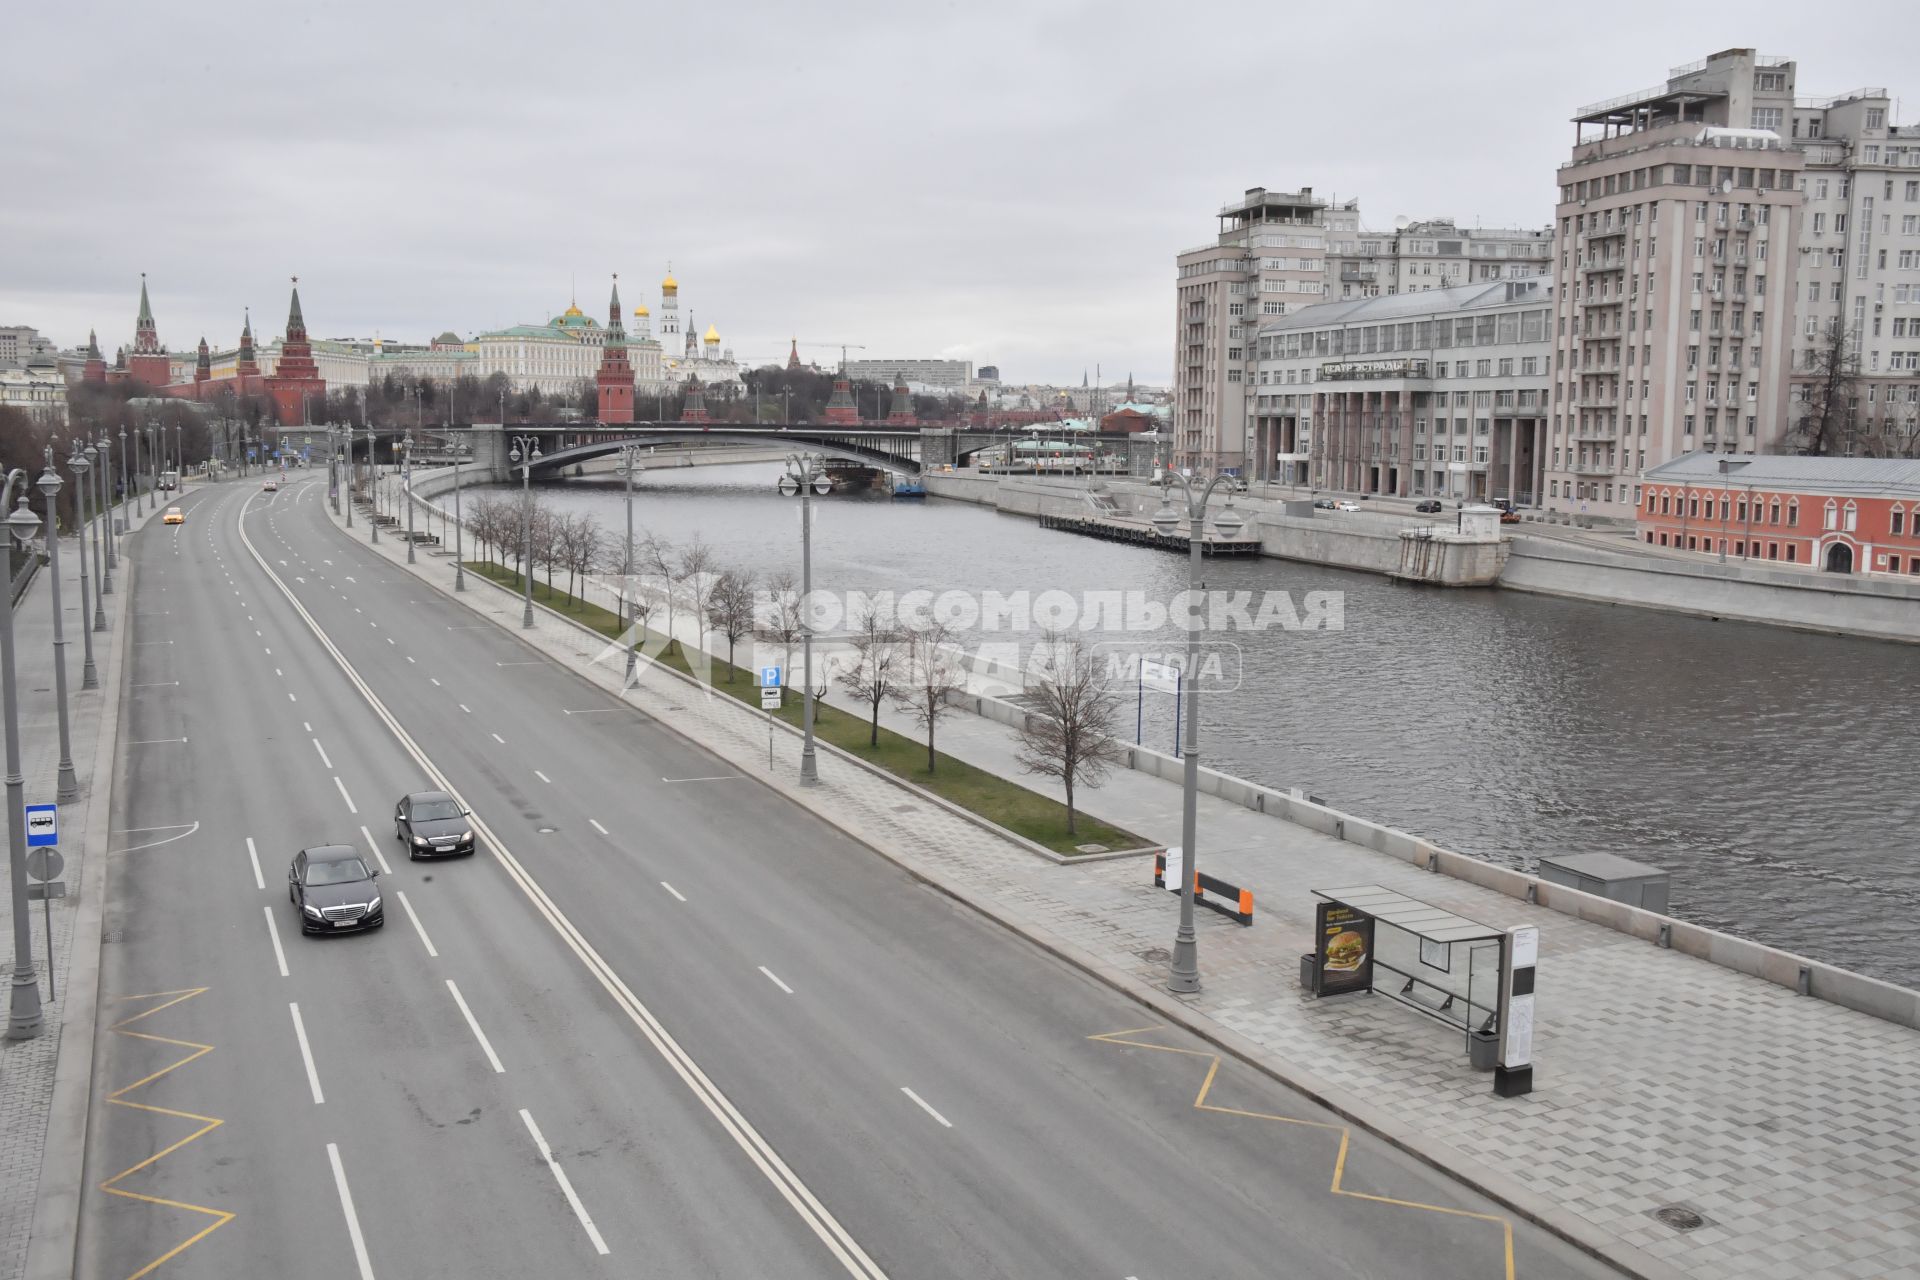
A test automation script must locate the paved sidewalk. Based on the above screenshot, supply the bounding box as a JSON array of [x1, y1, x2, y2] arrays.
[[341, 488, 1920, 1280], [0, 482, 175, 1280]]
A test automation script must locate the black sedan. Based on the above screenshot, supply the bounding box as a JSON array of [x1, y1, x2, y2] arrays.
[[395, 790, 475, 859], [289, 846, 384, 935], [1413, 500, 1444, 514]]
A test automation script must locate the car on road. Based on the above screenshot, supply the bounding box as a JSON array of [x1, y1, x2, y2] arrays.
[[1333, 500, 1361, 512], [395, 790, 475, 859], [288, 846, 383, 934], [1500, 508, 1521, 524], [1312, 497, 1337, 510], [1413, 500, 1443, 514], [162, 506, 185, 525], [263, 477, 279, 492]]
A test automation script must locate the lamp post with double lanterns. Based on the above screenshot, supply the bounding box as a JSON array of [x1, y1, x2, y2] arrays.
[[1150, 471, 1246, 994], [81, 444, 106, 625], [97, 432, 117, 574], [34, 454, 78, 803], [401, 433, 416, 564], [507, 435, 542, 628], [452, 443, 466, 592], [614, 445, 639, 675], [65, 449, 99, 690], [5, 470, 50, 1039], [778, 453, 832, 786], [116, 428, 129, 534]]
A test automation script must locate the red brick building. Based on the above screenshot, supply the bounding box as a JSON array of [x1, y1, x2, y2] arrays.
[[1638, 453, 1920, 575], [594, 276, 635, 423]]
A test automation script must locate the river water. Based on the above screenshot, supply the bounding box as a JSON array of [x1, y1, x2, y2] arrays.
[[488, 462, 1920, 988]]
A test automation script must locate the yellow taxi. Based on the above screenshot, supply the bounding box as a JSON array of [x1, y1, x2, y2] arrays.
[[163, 506, 185, 525]]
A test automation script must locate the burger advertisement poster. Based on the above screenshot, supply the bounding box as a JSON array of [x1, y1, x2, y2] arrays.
[[1315, 902, 1376, 997]]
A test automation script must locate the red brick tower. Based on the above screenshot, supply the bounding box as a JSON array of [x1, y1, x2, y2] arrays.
[[823, 364, 860, 425], [886, 371, 916, 425], [681, 374, 709, 423], [266, 278, 325, 423], [194, 336, 211, 383], [82, 330, 107, 384], [236, 310, 259, 376], [786, 338, 801, 371], [126, 274, 171, 389], [595, 274, 635, 423]]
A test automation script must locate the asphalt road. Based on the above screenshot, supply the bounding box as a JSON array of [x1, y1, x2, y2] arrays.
[[77, 471, 1617, 1280]]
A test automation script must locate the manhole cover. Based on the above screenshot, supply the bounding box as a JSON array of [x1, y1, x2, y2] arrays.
[[1651, 1205, 1708, 1232], [1076, 843, 1110, 854], [536, 826, 557, 835], [1136, 947, 1171, 964]]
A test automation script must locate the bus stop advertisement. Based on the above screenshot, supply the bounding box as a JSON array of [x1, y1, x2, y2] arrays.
[[1313, 900, 1375, 998]]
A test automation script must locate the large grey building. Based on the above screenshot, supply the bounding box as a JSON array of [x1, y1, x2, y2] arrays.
[[1328, 220, 1552, 301], [842, 358, 975, 389], [1255, 280, 1552, 500]]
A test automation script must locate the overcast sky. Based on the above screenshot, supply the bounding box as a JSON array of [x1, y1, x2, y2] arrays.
[[6, 2, 1913, 385]]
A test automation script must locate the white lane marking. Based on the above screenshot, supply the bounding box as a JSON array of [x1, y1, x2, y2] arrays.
[[288, 692, 298, 703], [326, 1144, 376, 1280], [458, 704, 471, 714], [304, 722, 312, 732], [397, 890, 437, 957], [900, 1088, 953, 1129], [519, 1109, 609, 1255], [110, 822, 202, 855], [246, 836, 264, 889], [587, 819, 608, 835], [333, 776, 358, 814], [446, 980, 504, 1074], [264, 647, 272, 656], [290, 1003, 325, 1104], [405, 655, 415, 664], [131, 681, 180, 688], [358, 825, 392, 876], [275, 668, 284, 678], [127, 738, 189, 746], [495, 661, 541, 667], [533, 770, 551, 784], [264, 907, 290, 977], [386, 637, 394, 645], [562, 708, 616, 716], [758, 966, 794, 995], [490, 733, 504, 744], [660, 881, 686, 902], [239, 502, 888, 1280], [661, 776, 740, 783], [313, 738, 333, 769], [429, 677, 441, 687]]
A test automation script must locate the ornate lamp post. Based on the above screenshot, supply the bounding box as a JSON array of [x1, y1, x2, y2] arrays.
[[401, 432, 416, 564], [507, 435, 542, 627], [97, 433, 117, 573], [81, 444, 107, 623], [452, 445, 465, 592], [35, 455, 79, 803], [1150, 471, 1246, 994], [614, 444, 638, 675], [4, 473, 46, 1039], [116, 428, 130, 534], [65, 449, 98, 689], [779, 453, 832, 785]]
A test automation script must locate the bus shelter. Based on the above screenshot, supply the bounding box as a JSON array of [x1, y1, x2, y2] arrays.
[[1308, 885, 1507, 1060]]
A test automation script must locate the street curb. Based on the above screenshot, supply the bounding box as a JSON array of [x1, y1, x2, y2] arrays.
[[331, 493, 1683, 1280], [23, 514, 146, 1280]]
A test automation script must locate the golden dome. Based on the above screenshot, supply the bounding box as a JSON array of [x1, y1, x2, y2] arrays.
[[563, 303, 584, 318], [633, 304, 650, 317], [703, 324, 720, 343], [661, 272, 678, 292]]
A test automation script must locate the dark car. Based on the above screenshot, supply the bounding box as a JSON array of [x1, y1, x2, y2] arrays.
[[1312, 497, 1337, 510], [395, 790, 475, 859], [1500, 508, 1522, 524], [289, 846, 383, 934], [1413, 500, 1443, 514]]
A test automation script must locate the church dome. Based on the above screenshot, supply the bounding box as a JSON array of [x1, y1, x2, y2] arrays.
[[662, 271, 678, 292], [703, 324, 720, 344], [633, 305, 650, 317]]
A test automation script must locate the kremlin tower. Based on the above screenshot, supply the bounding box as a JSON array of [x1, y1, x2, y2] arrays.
[[787, 339, 801, 371], [236, 310, 259, 376], [82, 330, 107, 384], [681, 374, 709, 423], [595, 275, 635, 423], [265, 278, 325, 424], [194, 336, 211, 383], [658, 266, 680, 353], [886, 371, 916, 425], [127, 274, 170, 389], [822, 364, 860, 425]]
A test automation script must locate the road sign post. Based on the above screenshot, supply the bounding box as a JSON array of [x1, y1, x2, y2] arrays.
[[25, 804, 56, 847], [25, 843, 62, 1002]]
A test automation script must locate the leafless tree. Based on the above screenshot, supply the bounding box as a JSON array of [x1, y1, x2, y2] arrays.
[[531, 501, 563, 593], [643, 535, 680, 655], [1013, 633, 1125, 837], [894, 619, 966, 773], [617, 531, 657, 644], [710, 569, 758, 680], [1784, 327, 1857, 456], [561, 511, 601, 605], [759, 569, 804, 678], [1858, 400, 1920, 459], [837, 605, 902, 747], [678, 535, 718, 656]]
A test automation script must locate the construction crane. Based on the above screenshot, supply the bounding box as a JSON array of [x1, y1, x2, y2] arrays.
[[794, 340, 867, 372]]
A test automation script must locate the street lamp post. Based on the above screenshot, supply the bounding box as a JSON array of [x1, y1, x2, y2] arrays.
[[5, 470, 48, 1039], [452, 447, 465, 592], [344, 428, 354, 529], [615, 445, 637, 675], [367, 428, 379, 544], [507, 435, 542, 628], [402, 433, 416, 564], [1150, 471, 1246, 994], [36, 457, 79, 803], [82, 445, 107, 623], [98, 433, 117, 573], [66, 450, 98, 689], [780, 453, 831, 785], [116, 428, 129, 535]]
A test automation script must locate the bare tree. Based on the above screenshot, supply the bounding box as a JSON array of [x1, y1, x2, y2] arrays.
[[643, 535, 679, 654], [837, 606, 902, 747], [1785, 327, 1857, 456], [1013, 633, 1125, 837], [532, 502, 562, 594], [618, 531, 657, 644], [894, 619, 966, 773], [760, 569, 804, 678], [710, 569, 758, 680], [678, 535, 717, 657], [562, 512, 602, 606], [1859, 398, 1920, 459]]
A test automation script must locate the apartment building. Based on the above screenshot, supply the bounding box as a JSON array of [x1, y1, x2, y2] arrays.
[[1548, 50, 1807, 517], [1328, 220, 1552, 300], [1174, 187, 1349, 470], [1255, 280, 1552, 500], [1785, 87, 1920, 451]]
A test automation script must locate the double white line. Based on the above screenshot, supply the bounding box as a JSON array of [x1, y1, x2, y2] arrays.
[[240, 496, 888, 1280]]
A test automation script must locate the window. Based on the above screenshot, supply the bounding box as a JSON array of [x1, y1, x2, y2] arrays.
[[1866, 107, 1886, 131], [1844, 501, 1857, 532], [1893, 507, 1907, 536], [1823, 500, 1836, 530], [1751, 107, 1782, 131]]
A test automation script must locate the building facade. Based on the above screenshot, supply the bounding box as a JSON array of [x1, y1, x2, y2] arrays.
[[1329, 220, 1552, 300], [1174, 187, 1348, 470], [1256, 281, 1552, 499], [1637, 452, 1920, 573], [842, 358, 975, 389]]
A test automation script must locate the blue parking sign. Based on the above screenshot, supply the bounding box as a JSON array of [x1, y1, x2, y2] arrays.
[[759, 666, 781, 688]]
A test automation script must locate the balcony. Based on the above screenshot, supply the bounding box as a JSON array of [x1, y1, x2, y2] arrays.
[[1569, 460, 1618, 477], [1575, 395, 1619, 410], [1582, 256, 1627, 273]]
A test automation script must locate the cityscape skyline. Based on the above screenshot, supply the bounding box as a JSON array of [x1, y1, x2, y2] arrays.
[[5, 4, 1915, 385]]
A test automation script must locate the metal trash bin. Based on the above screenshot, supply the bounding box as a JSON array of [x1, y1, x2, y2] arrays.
[[1469, 1028, 1499, 1071], [1299, 953, 1316, 992]]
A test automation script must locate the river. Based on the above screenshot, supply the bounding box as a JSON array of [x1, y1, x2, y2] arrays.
[[479, 462, 1920, 988]]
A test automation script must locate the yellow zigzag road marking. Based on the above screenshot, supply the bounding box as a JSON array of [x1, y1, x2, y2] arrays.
[[1089, 1025, 1515, 1280], [97, 988, 235, 1280]]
